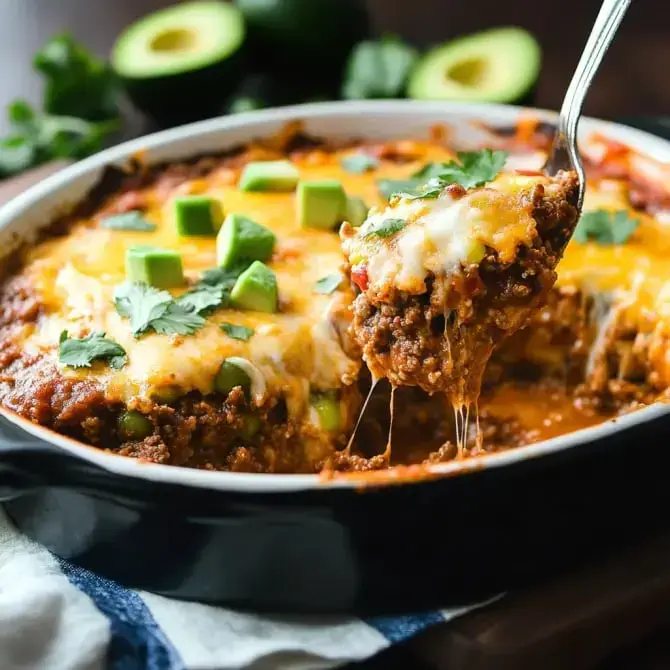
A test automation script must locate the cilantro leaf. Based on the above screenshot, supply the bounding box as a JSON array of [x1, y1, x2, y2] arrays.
[[342, 36, 419, 100], [378, 178, 423, 200], [573, 209, 640, 245], [433, 150, 508, 189], [313, 273, 344, 294], [100, 211, 156, 232], [340, 152, 379, 174], [34, 34, 120, 122], [176, 283, 227, 315], [114, 282, 173, 337], [363, 218, 406, 239], [220, 322, 255, 341], [149, 303, 206, 336], [59, 331, 127, 369]]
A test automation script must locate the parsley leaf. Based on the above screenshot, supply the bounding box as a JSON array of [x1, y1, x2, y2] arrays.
[[340, 152, 379, 174], [573, 209, 641, 245], [58, 331, 127, 369], [100, 211, 156, 232], [363, 218, 406, 239], [313, 273, 344, 294], [220, 322, 255, 341]]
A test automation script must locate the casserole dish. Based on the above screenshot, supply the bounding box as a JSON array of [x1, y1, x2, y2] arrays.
[[0, 101, 669, 613]]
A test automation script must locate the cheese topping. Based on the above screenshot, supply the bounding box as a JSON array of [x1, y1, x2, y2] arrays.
[[345, 173, 543, 294]]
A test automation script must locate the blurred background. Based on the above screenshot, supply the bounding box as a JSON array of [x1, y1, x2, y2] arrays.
[[0, 0, 666, 178]]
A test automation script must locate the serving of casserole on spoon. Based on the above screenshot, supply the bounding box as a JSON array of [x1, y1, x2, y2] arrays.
[[341, 0, 631, 453]]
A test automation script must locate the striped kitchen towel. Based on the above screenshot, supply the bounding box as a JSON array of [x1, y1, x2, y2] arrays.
[[0, 506, 495, 670]]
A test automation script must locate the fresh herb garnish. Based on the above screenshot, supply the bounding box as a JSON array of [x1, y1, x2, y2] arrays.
[[313, 273, 344, 294], [340, 152, 379, 174], [176, 283, 228, 315], [363, 218, 406, 239], [0, 35, 120, 178], [342, 36, 419, 100], [378, 178, 423, 200], [220, 322, 255, 341], [573, 209, 640, 245], [100, 211, 156, 232], [58, 331, 127, 369], [114, 282, 205, 338], [386, 149, 509, 201]]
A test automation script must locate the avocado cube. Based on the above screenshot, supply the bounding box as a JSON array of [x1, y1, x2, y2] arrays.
[[125, 245, 184, 289], [297, 180, 346, 230], [174, 196, 223, 236], [214, 359, 252, 396], [217, 213, 276, 269], [239, 160, 299, 192], [345, 196, 369, 227], [230, 261, 278, 313]]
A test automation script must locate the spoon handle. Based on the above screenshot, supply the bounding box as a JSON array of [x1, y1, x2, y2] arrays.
[[545, 0, 632, 202]]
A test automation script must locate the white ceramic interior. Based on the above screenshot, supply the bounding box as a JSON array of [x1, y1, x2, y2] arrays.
[[1, 100, 669, 492]]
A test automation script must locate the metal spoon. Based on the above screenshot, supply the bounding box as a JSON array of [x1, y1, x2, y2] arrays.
[[544, 0, 632, 211]]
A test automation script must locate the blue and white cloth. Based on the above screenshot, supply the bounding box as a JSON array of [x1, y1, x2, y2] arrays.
[[0, 507, 494, 669]]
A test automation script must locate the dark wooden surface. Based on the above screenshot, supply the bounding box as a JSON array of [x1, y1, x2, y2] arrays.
[[0, 0, 668, 136]]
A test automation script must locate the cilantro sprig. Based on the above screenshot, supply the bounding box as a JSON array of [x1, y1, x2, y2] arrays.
[[220, 323, 255, 341], [362, 218, 406, 239], [379, 149, 508, 201], [313, 273, 344, 294], [340, 152, 379, 174], [58, 331, 127, 369], [573, 209, 640, 245], [100, 211, 156, 232], [114, 283, 205, 338]]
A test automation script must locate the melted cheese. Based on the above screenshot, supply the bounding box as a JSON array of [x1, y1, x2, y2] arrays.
[[345, 173, 543, 293]]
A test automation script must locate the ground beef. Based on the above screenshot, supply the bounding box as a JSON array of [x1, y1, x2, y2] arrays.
[[349, 171, 580, 403]]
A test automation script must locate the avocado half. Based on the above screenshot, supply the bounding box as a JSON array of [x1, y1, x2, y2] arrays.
[[112, 1, 246, 127], [236, 0, 370, 99], [408, 27, 541, 104]]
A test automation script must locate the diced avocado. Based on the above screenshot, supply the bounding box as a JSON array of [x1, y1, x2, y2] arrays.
[[407, 27, 541, 104], [297, 180, 346, 230], [231, 261, 278, 313], [217, 213, 276, 269], [118, 411, 153, 440], [239, 160, 299, 192], [345, 196, 369, 227], [111, 1, 246, 126], [310, 391, 342, 433], [150, 385, 181, 404], [174, 195, 223, 236], [214, 359, 251, 396], [125, 245, 184, 288]]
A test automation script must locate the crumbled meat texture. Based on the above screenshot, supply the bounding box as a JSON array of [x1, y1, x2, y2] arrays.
[[0, 135, 665, 474], [348, 171, 580, 403]]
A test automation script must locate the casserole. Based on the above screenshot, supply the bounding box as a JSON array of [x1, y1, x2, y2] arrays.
[[0, 101, 669, 613]]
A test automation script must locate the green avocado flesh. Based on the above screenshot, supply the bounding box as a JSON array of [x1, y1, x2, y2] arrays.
[[174, 196, 223, 236], [113, 1, 244, 78], [217, 213, 276, 269], [408, 27, 541, 104], [231, 261, 278, 313], [125, 245, 184, 288], [111, 1, 245, 124]]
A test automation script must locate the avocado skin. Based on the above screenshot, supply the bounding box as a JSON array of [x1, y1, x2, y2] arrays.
[[120, 48, 247, 128], [236, 0, 370, 98]]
